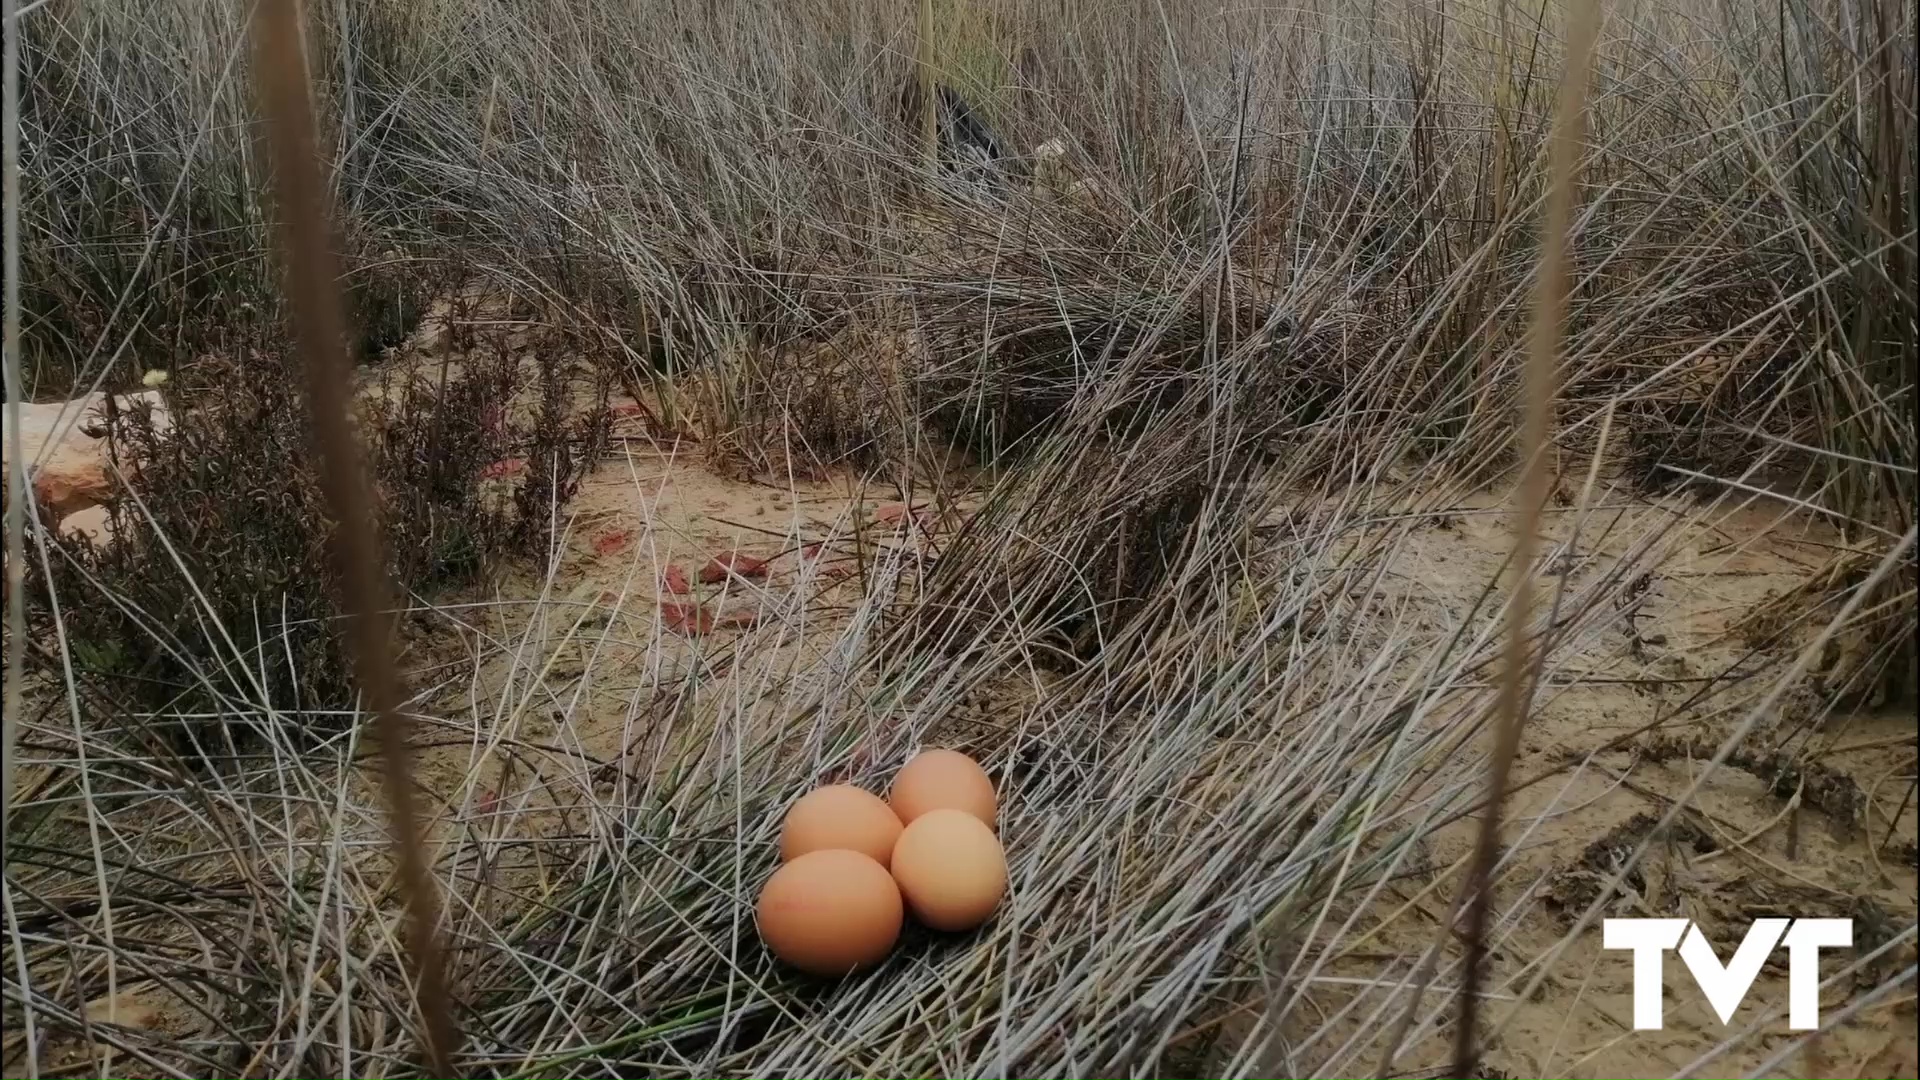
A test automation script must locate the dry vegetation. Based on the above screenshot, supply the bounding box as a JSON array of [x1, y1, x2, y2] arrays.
[[2, 0, 1915, 1076]]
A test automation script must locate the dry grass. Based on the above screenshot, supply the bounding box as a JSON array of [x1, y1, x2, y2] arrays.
[[3, 0, 1915, 1075]]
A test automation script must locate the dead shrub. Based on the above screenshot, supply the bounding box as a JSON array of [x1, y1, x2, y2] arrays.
[[28, 331, 608, 742]]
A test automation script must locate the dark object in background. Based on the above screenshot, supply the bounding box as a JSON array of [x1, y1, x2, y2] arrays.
[[900, 78, 1015, 195], [936, 84, 1007, 180]]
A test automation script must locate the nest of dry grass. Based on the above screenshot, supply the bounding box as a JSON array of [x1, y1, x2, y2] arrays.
[[6, 0, 1915, 1074]]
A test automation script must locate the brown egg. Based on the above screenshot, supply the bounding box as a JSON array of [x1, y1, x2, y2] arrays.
[[888, 748, 997, 828], [779, 785, 904, 867], [889, 809, 1007, 932], [756, 849, 903, 976]]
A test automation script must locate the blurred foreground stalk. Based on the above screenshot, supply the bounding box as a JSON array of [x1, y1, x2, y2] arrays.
[[249, 0, 461, 1071]]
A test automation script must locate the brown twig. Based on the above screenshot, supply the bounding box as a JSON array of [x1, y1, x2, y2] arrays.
[[1449, 3, 1603, 1076], [917, 0, 938, 168], [249, 1, 460, 1073]]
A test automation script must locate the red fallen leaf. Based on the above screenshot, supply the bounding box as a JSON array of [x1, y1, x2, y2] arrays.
[[700, 551, 769, 583], [659, 600, 714, 635], [593, 528, 635, 556], [660, 565, 691, 594], [876, 502, 938, 534], [478, 458, 527, 480], [30, 476, 61, 511], [611, 400, 668, 429]]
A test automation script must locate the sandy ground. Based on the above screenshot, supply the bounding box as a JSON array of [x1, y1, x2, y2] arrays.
[[12, 409, 1912, 1078], [403, 439, 1915, 1078], [403, 422, 965, 803], [1243, 486, 1918, 1078]]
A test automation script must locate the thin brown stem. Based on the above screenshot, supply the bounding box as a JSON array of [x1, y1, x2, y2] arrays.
[[918, 0, 939, 168], [248, 0, 460, 1072], [1450, 2, 1603, 1076]]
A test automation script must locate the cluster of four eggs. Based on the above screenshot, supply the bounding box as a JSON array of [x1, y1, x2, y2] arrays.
[[757, 749, 1007, 976]]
